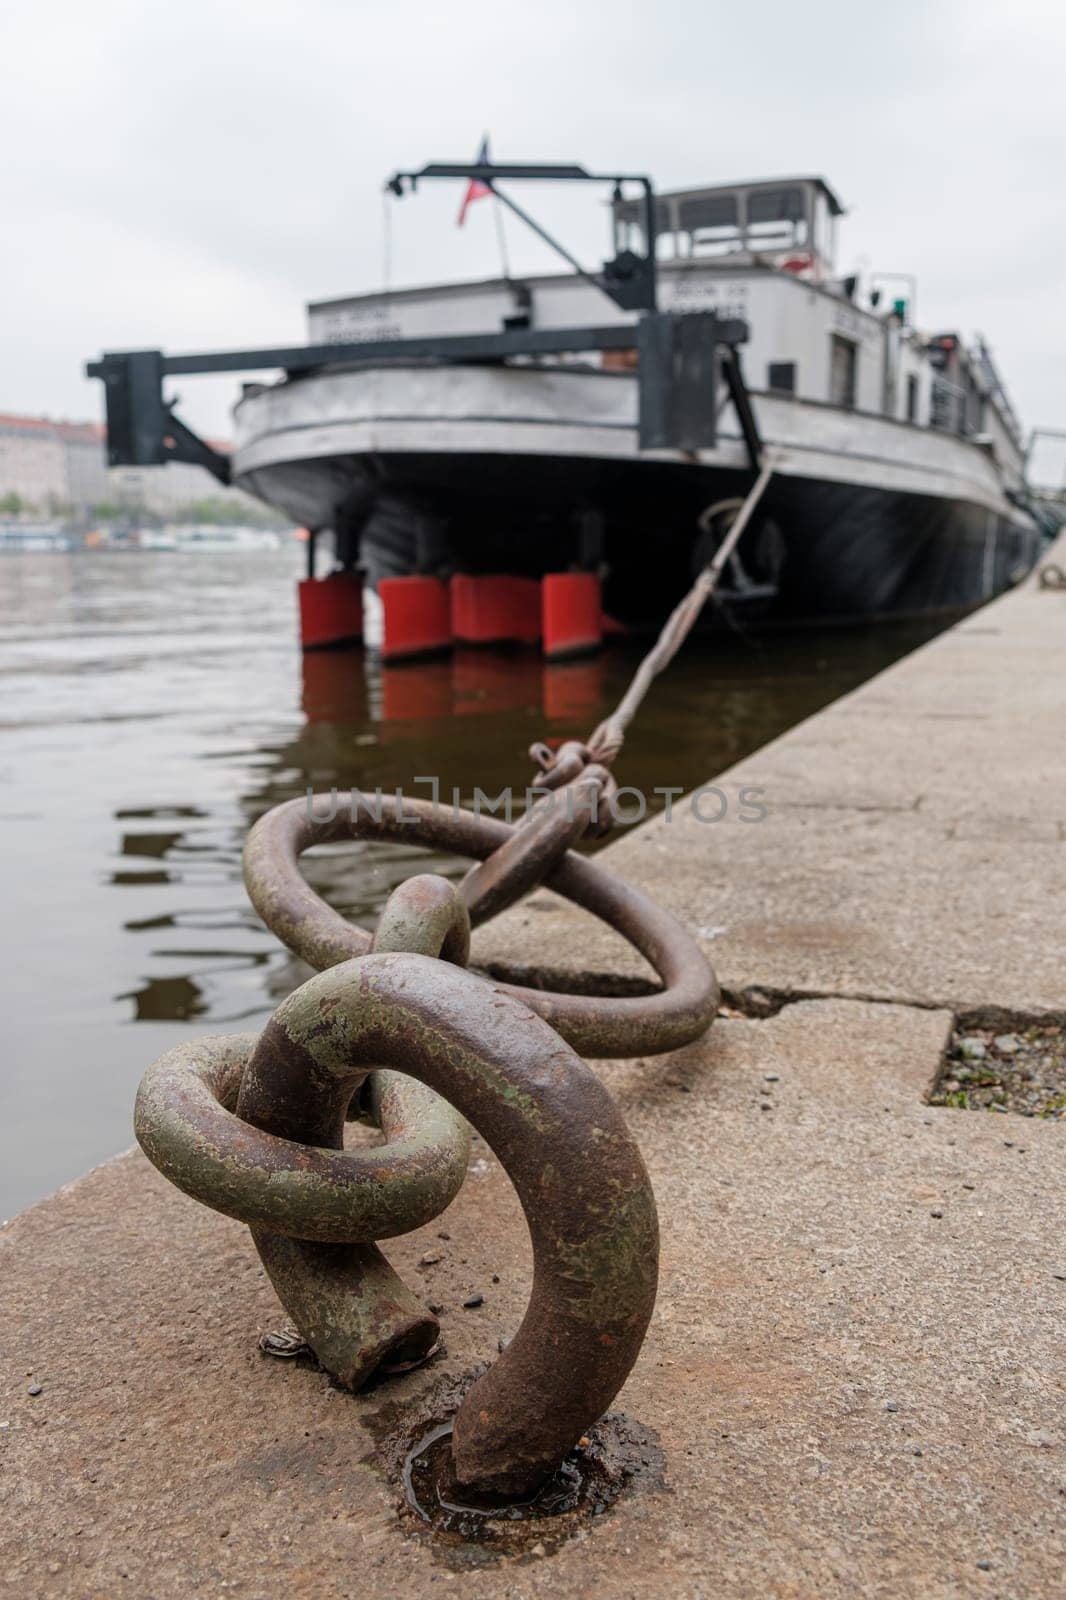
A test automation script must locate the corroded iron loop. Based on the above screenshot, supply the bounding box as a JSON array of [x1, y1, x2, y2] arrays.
[[243, 794, 719, 1058], [134, 1027, 469, 1245], [460, 766, 608, 924], [237, 953, 659, 1494], [135, 941, 660, 1494], [135, 875, 475, 1388], [141, 786, 716, 1491]]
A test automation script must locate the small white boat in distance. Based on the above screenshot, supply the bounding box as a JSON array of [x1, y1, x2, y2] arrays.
[[0, 522, 72, 553], [138, 525, 285, 553]]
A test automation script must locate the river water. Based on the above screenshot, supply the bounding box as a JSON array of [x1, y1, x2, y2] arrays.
[[0, 549, 947, 1216]]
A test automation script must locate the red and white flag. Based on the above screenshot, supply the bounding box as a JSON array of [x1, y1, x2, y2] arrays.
[[457, 134, 493, 227]]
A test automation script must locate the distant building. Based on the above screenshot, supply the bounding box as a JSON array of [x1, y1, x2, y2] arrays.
[[59, 421, 110, 509], [0, 414, 72, 510], [0, 411, 264, 518]]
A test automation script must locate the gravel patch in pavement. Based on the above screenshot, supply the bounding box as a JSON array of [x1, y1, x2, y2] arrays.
[[931, 1024, 1066, 1117]]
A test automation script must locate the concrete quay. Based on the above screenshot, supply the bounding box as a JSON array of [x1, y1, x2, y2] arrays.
[[3, 544, 1064, 1599]]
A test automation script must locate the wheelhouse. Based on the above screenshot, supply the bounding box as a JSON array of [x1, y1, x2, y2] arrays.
[[613, 176, 845, 281]]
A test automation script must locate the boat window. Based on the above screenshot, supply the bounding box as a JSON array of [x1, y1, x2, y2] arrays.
[[768, 362, 796, 395], [678, 193, 741, 256], [746, 186, 809, 249], [829, 335, 857, 409], [906, 374, 919, 422], [748, 186, 805, 224], [614, 180, 833, 265]]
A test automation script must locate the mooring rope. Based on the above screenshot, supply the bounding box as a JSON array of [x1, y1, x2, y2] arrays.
[[584, 458, 774, 768]]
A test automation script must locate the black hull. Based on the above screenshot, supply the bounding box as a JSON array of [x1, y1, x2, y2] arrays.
[[243, 451, 1042, 626]]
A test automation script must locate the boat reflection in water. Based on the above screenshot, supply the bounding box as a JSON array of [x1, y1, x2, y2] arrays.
[[301, 645, 603, 731]]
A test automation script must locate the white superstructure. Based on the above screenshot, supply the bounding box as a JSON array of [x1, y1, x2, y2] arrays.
[[229, 171, 1042, 629], [297, 176, 1024, 489]]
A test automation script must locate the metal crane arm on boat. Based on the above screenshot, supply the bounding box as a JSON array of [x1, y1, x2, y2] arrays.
[[385, 161, 658, 314], [86, 314, 760, 475]]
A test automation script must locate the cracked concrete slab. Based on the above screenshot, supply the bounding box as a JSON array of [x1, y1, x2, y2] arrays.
[[473, 554, 1066, 1018], [3, 998, 1064, 1599]]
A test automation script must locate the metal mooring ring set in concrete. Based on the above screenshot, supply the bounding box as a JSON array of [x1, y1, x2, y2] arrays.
[[135, 783, 718, 1494]]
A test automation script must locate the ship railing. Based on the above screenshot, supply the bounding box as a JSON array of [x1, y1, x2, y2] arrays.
[[930, 377, 972, 437]]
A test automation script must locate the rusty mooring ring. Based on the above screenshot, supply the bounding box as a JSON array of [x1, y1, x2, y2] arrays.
[[243, 793, 718, 1058], [134, 1025, 473, 1388], [136, 947, 659, 1495], [136, 876, 477, 1389], [135, 1030, 471, 1244]]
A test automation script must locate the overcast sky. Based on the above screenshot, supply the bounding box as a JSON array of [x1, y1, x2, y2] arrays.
[[2, 0, 1063, 459]]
